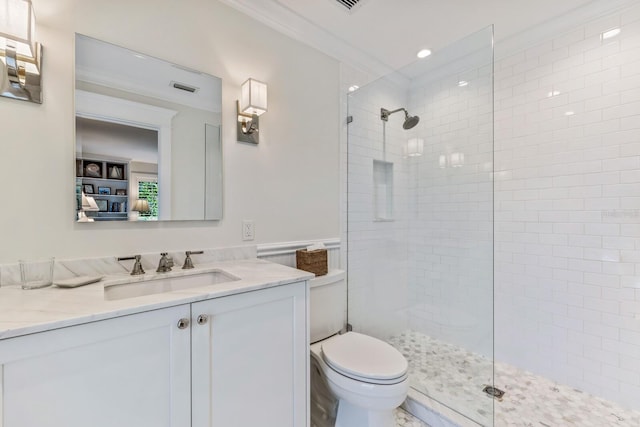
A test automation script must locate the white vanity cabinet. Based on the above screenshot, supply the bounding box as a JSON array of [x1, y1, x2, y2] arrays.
[[191, 281, 308, 427], [0, 281, 308, 427], [0, 304, 192, 427]]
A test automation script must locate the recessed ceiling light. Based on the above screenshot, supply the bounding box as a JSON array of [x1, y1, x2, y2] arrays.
[[601, 28, 621, 40], [348, 85, 360, 92], [547, 90, 561, 98], [417, 49, 432, 59], [565, 111, 575, 116], [458, 80, 469, 87]]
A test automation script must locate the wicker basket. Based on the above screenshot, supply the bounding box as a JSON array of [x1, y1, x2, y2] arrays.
[[296, 249, 328, 276]]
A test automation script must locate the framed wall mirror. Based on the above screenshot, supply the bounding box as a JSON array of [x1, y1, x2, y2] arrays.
[[74, 34, 223, 223]]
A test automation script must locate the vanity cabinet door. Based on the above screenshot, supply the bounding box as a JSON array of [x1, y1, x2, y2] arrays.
[[0, 305, 191, 427], [191, 282, 308, 427]]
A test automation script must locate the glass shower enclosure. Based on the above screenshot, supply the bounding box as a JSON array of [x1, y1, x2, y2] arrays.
[[346, 26, 494, 426]]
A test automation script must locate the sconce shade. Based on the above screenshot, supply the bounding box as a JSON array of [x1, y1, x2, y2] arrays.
[[132, 199, 150, 213], [240, 78, 267, 116], [450, 152, 465, 167], [438, 152, 465, 168], [406, 138, 424, 157], [439, 155, 447, 168], [0, 0, 41, 103], [0, 0, 36, 58]]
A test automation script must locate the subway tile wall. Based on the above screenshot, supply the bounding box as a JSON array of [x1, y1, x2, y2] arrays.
[[406, 36, 494, 357], [494, 3, 640, 409], [346, 32, 494, 356], [344, 1, 640, 413], [346, 76, 412, 340], [345, 32, 494, 423]]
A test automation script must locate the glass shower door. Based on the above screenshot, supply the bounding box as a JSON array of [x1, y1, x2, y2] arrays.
[[346, 26, 494, 426]]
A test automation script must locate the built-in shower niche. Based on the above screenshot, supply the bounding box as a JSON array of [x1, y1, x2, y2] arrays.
[[373, 160, 393, 221]]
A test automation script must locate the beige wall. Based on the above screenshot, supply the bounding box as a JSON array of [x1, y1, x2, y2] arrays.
[[0, 0, 340, 261]]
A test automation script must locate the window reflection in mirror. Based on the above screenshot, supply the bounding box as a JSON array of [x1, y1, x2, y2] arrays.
[[74, 34, 222, 223]]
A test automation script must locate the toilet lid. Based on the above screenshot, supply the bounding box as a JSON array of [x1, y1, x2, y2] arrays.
[[321, 332, 408, 382]]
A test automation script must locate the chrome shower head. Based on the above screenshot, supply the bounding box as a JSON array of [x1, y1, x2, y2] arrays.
[[381, 107, 420, 130], [403, 112, 420, 129]]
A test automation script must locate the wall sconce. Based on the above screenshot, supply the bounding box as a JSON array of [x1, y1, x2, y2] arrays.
[[406, 138, 424, 157], [439, 152, 465, 169], [450, 152, 465, 168], [0, 0, 42, 103], [237, 78, 267, 144]]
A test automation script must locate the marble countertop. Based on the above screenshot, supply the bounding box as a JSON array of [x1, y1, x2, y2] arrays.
[[0, 258, 313, 340]]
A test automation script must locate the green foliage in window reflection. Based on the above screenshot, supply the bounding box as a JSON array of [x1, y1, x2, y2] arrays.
[[138, 181, 158, 220]]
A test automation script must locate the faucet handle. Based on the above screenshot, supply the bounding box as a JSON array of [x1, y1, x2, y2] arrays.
[[182, 250, 204, 270], [156, 253, 173, 272], [160, 252, 174, 265], [117, 255, 145, 276], [131, 255, 145, 275]]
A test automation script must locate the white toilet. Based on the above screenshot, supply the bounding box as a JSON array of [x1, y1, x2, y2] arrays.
[[309, 270, 409, 427]]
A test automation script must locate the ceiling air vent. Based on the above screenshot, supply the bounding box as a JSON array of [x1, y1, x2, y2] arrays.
[[171, 81, 198, 93], [334, 0, 366, 12]]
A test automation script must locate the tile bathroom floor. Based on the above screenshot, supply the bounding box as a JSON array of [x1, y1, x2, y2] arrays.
[[389, 330, 640, 426]]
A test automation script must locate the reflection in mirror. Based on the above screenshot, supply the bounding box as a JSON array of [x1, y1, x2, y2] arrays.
[[74, 34, 222, 222]]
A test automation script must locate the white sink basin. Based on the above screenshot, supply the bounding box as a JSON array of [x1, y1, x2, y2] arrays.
[[104, 270, 240, 300]]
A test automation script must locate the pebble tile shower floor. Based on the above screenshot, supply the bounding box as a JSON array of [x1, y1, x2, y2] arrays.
[[389, 330, 640, 426]]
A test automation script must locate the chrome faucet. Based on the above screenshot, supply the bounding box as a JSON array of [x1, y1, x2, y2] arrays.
[[156, 253, 174, 273], [117, 255, 145, 276], [182, 250, 204, 269]]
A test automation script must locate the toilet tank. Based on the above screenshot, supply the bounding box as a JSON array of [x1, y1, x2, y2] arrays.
[[310, 269, 346, 344]]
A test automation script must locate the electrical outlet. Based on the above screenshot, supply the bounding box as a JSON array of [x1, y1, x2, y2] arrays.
[[242, 220, 255, 241]]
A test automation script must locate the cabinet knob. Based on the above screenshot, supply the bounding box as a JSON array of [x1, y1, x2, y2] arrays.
[[177, 318, 190, 329], [197, 314, 208, 325]]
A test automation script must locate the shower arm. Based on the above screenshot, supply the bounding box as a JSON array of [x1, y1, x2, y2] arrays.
[[380, 107, 408, 121]]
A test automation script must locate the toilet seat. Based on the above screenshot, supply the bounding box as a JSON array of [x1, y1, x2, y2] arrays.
[[321, 332, 408, 385]]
